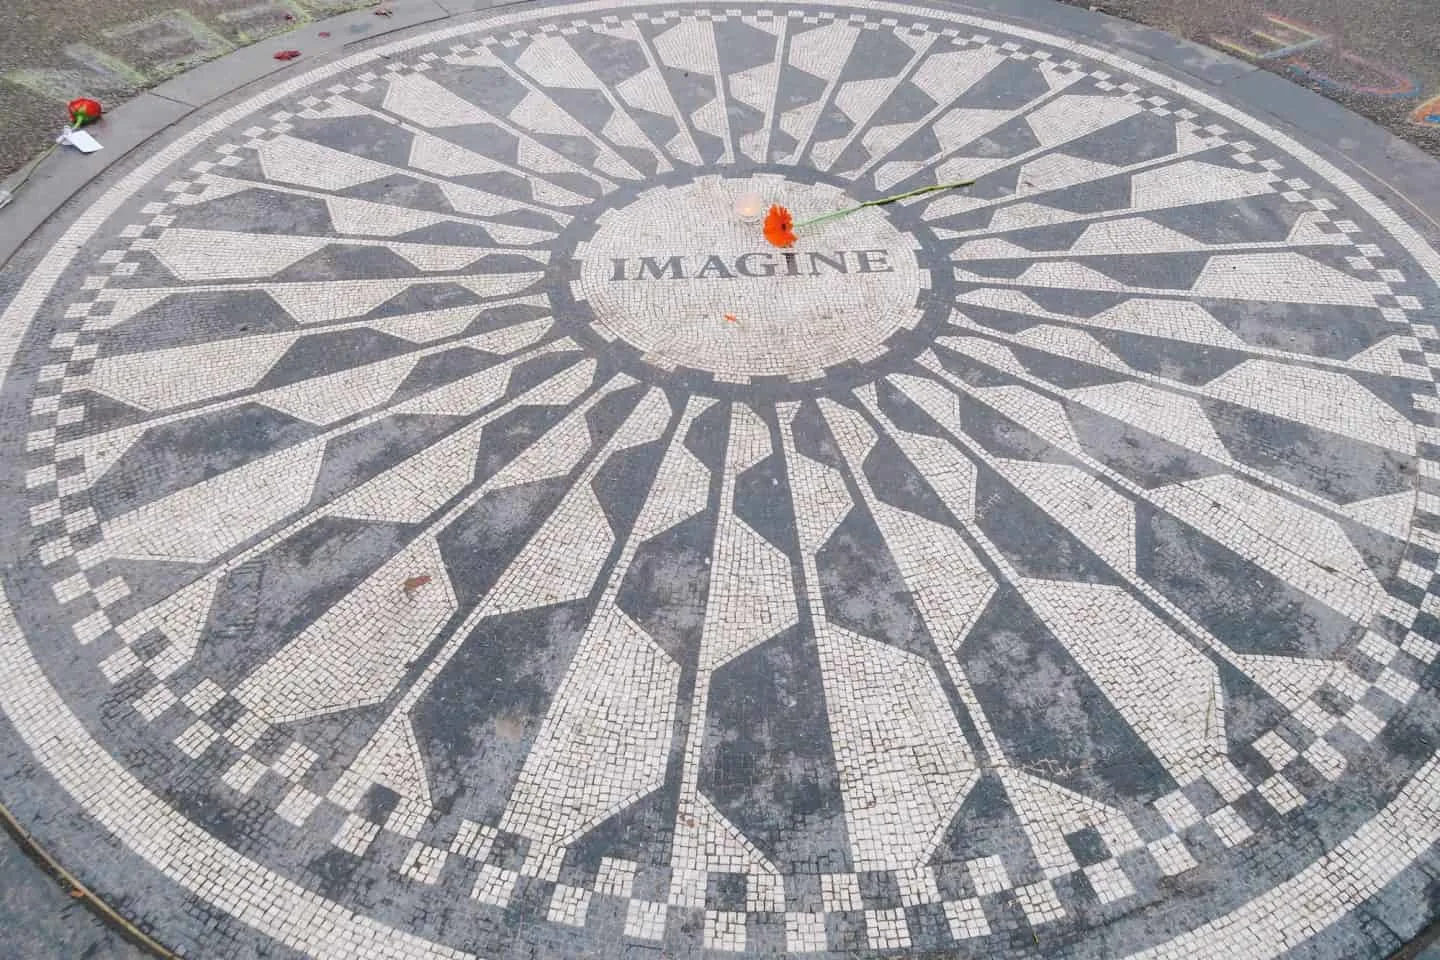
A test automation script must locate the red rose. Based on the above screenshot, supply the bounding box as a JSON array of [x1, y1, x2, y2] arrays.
[[68, 98, 103, 128]]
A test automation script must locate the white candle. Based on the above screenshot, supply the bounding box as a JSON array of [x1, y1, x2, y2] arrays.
[[734, 190, 764, 222]]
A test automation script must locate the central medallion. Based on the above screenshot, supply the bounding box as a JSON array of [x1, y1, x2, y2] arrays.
[[574, 174, 926, 383]]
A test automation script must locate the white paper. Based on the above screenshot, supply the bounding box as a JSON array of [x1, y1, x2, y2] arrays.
[[56, 128, 103, 153]]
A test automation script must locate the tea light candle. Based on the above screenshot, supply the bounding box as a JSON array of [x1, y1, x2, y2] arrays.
[[734, 190, 764, 222]]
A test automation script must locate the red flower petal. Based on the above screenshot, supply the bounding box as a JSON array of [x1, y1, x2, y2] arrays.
[[763, 204, 796, 248], [67, 98, 103, 123]]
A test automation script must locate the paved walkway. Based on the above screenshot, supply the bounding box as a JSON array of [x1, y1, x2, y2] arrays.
[[0, 0, 372, 179], [1, 0, 1438, 182], [2, 1, 1440, 958]]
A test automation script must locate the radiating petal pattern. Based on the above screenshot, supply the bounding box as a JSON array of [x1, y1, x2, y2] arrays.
[[2, 4, 1438, 960]]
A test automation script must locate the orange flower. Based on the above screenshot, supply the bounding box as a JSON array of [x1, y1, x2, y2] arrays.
[[763, 204, 796, 248]]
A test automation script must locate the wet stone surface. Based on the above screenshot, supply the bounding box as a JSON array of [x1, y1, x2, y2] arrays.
[[1, 1, 1439, 958]]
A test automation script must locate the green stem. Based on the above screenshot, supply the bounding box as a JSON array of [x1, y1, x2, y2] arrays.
[[794, 178, 975, 229]]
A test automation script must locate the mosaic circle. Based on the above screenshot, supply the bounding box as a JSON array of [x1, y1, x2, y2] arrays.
[[0, 1, 1438, 958]]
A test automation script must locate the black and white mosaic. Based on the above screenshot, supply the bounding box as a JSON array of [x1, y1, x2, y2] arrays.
[[2, 1, 1440, 957]]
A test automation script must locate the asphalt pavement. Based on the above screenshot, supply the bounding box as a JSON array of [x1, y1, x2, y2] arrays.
[[1063, 0, 1439, 155]]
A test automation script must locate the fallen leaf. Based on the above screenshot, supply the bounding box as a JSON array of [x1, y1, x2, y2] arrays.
[[723, 313, 737, 323], [273, 49, 301, 60], [402, 574, 432, 595], [70, 889, 84, 899]]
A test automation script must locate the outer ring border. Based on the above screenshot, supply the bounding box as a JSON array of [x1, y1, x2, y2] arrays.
[[0, 1, 1436, 958]]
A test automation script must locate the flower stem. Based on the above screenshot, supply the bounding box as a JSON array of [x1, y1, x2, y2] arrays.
[[794, 178, 975, 229]]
